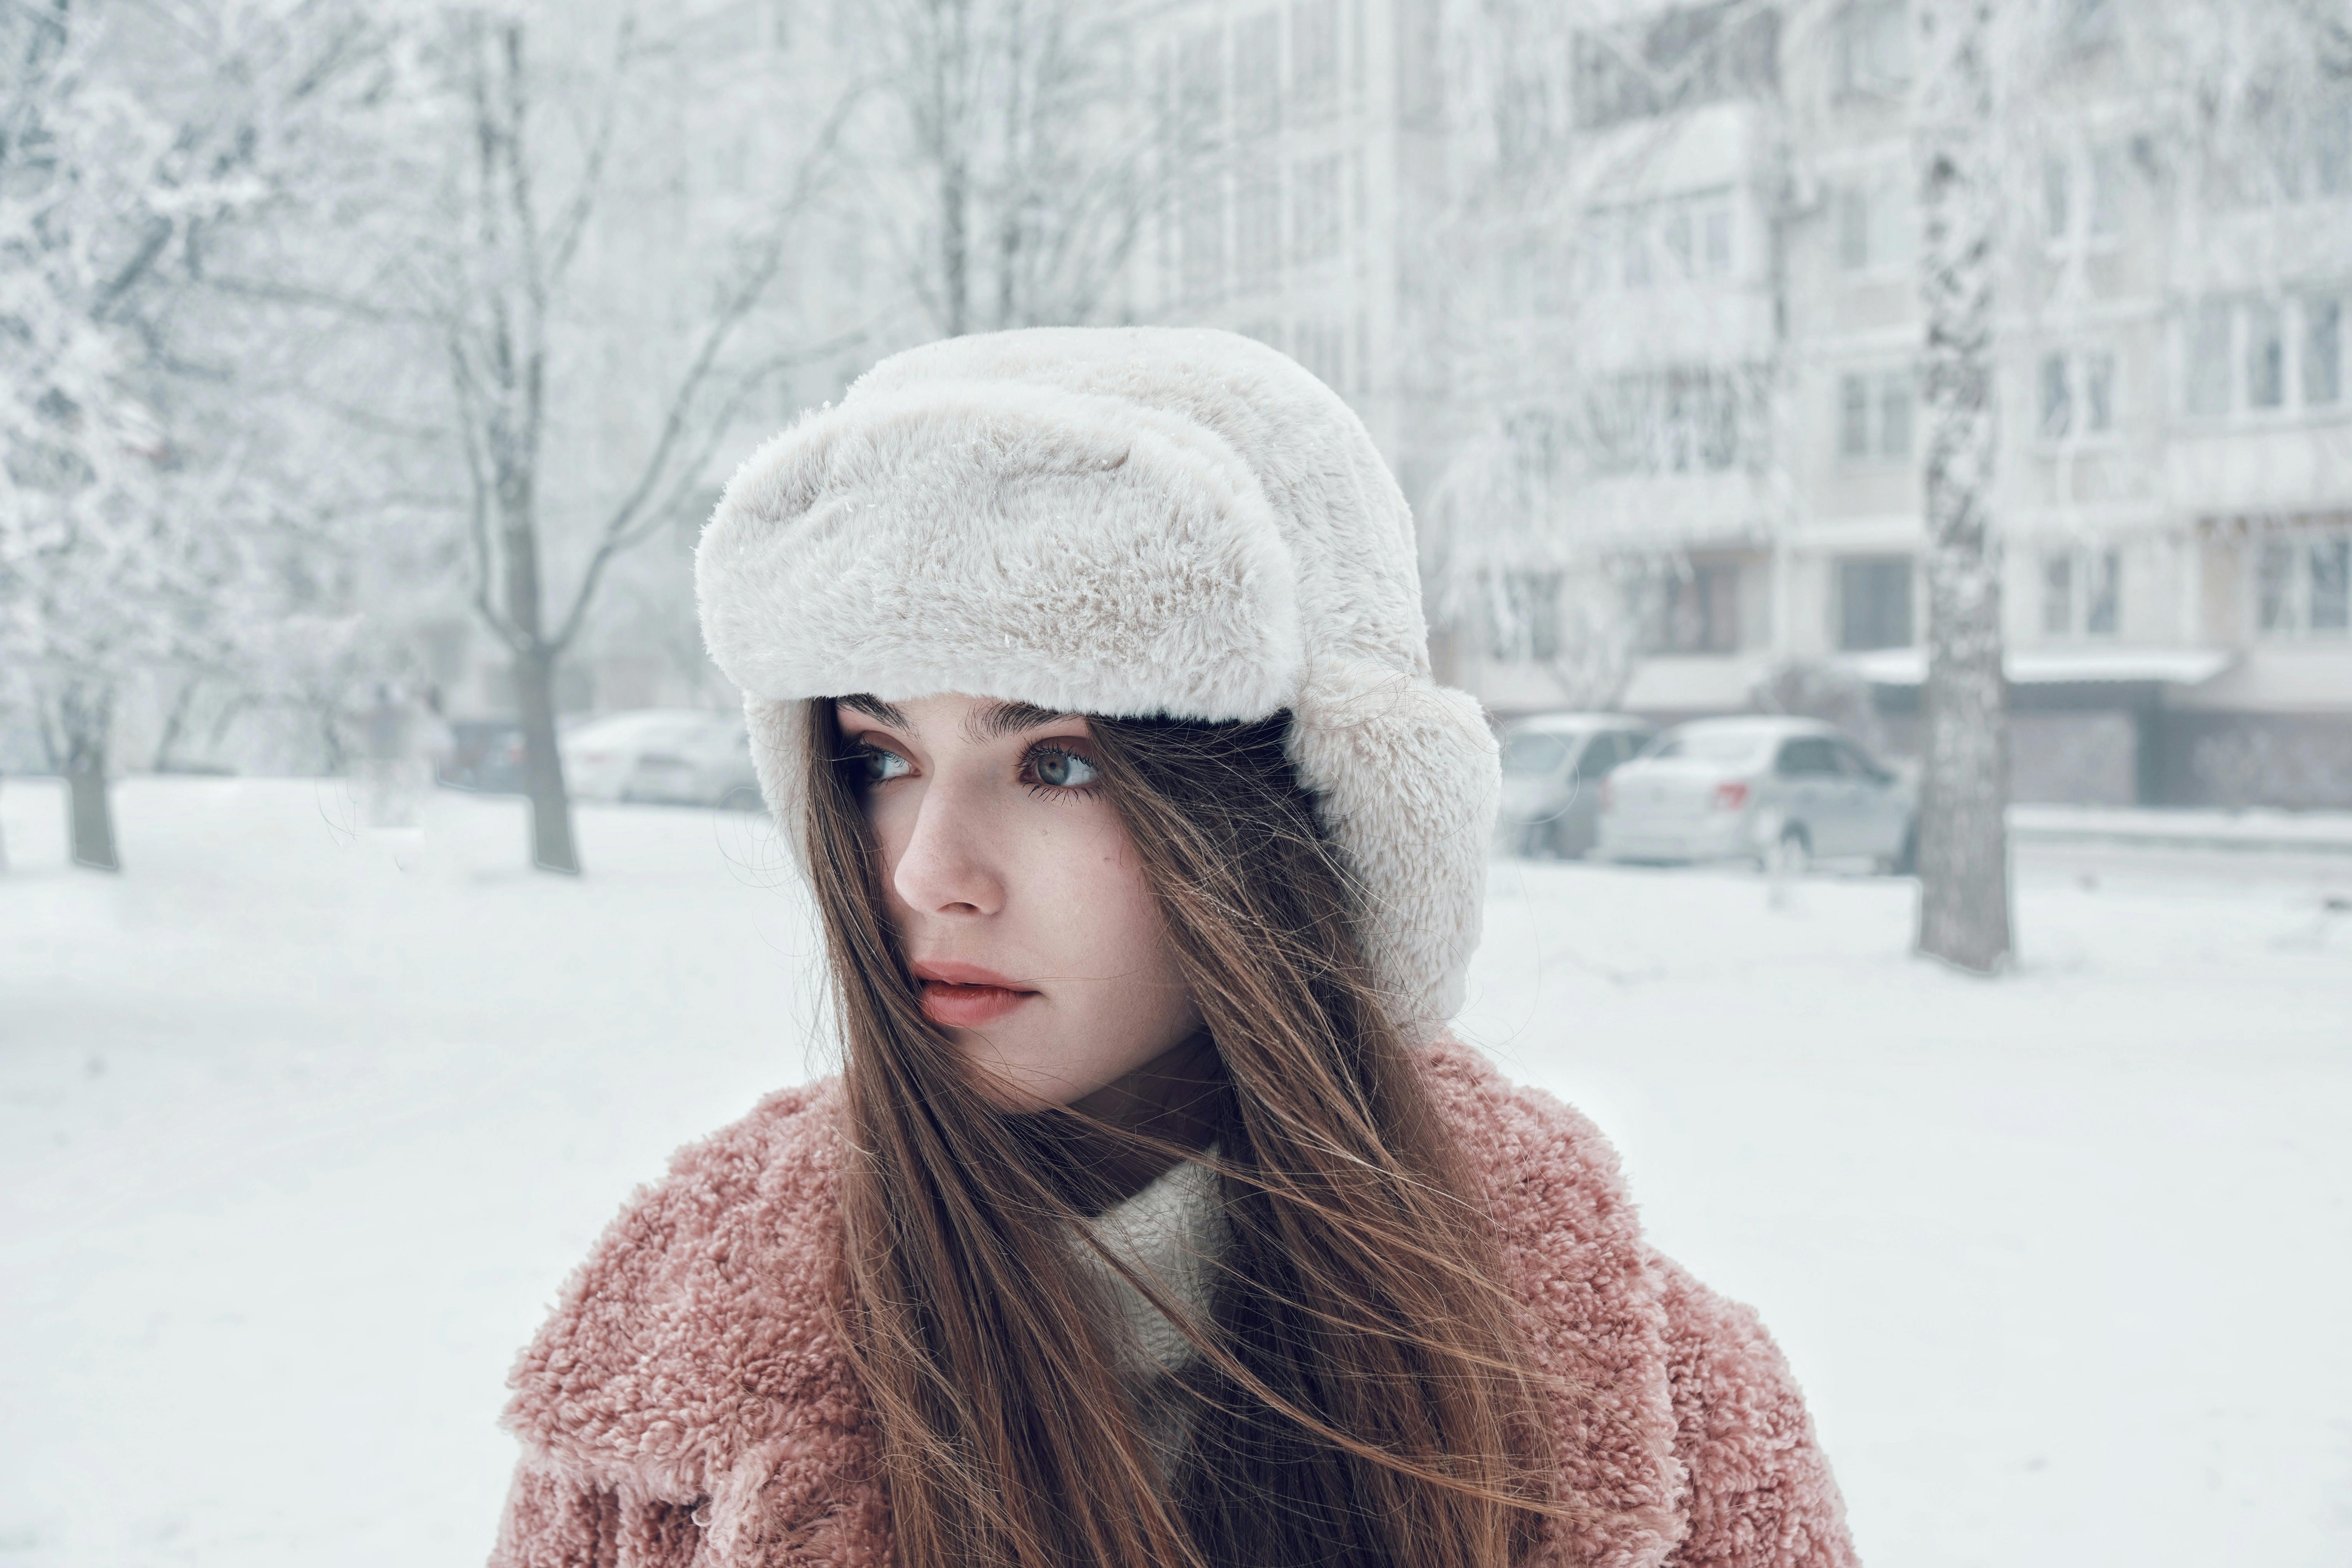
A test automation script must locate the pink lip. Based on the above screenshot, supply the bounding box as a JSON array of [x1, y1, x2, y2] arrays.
[[910, 960, 1039, 1029]]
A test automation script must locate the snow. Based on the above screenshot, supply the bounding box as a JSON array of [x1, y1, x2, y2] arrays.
[[4, 776, 2349, 1568]]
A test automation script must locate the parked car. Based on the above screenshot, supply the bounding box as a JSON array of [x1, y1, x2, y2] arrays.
[[1496, 713, 1656, 859], [436, 719, 527, 795], [561, 709, 761, 809], [1594, 716, 1917, 873]]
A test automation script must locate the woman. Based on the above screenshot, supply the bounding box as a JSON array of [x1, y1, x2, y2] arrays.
[[492, 329, 1854, 1568]]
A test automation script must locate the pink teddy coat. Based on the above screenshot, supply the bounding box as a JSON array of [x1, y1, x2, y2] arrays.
[[491, 1037, 1857, 1568]]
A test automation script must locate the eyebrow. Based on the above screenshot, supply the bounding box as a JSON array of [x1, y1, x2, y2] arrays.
[[838, 693, 909, 727], [835, 694, 1081, 744], [966, 699, 1079, 743]]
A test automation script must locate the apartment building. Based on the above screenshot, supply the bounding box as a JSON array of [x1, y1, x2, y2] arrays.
[[1787, 0, 2352, 808], [1126, 0, 1430, 464], [1126, 0, 2352, 809]]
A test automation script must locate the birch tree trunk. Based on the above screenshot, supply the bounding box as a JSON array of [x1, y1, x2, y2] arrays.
[[1912, 0, 2012, 973]]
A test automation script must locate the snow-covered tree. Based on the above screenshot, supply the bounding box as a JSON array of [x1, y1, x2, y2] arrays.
[[1911, 0, 2011, 972], [850, 0, 1156, 334], [0, 0, 278, 869]]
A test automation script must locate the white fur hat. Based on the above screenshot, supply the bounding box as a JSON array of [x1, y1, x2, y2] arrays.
[[695, 327, 1497, 1035]]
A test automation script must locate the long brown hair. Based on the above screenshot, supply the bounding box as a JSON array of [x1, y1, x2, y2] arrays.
[[802, 698, 1571, 1568]]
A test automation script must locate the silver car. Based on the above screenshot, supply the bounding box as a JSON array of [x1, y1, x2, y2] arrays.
[[1594, 716, 1917, 873], [1496, 713, 1657, 859], [560, 709, 762, 809]]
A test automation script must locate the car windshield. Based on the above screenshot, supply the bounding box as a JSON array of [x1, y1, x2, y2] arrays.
[[1501, 732, 1576, 776], [1649, 730, 1773, 766]]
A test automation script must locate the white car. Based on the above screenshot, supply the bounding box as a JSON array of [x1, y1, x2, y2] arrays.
[[1496, 713, 1656, 859], [560, 709, 761, 809], [1594, 716, 1916, 872]]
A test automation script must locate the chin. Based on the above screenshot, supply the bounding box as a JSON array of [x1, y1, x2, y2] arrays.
[[951, 1041, 1109, 1113]]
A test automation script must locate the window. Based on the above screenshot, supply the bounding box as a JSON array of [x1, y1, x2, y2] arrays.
[[1487, 568, 1563, 660], [1777, 737, 1842, 776], [2041, 546, 2120, 637], [2186, 294, 2349, 420], [1838, 368, 1913, 462], [1835, 0, 1909, 96], [2085, 350, 2115, 431], [1603, 189, 1737, 290], [2188, 298, 2233, 418], [1580, 733, 1630, 775], [1837, 556, 1914, 650], [1833, 740, 1890, 781], [2255, 528, 2352, 636], [2042, 155, 2071, 240], [1293, 318, 1346, 392], [2322, 539, 2352, 633], [2247, 300, 2286, 409], [1292, 155, 1342, 263], [1836, 179, 1913, 273], [2037, 349, 2117, 442], [2304, 297, 2342, 406], [2318, 94, 2352, 199], [1587, 366, 1758, 475], [1655, 561, 1741, 653], [2044, 140, 2126, 249], [2038, 354, 2070, 439], [1502, 732, 1573, 776], [1234, 12, 1281, 139], [1291, 0, 1339, 117], [2089, 143, 2124, 236], [1180, 179, 1227, 303]]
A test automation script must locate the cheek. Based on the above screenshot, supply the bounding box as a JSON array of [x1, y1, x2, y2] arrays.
[[1036, 830, 1181, 988], [980, 819, 1200, 1097]]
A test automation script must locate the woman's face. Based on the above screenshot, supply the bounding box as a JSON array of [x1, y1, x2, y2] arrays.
[[835, 693, 1205, 1112]]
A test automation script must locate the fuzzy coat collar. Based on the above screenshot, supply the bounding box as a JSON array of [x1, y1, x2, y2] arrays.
[[502, 1039, 1691, 1567]]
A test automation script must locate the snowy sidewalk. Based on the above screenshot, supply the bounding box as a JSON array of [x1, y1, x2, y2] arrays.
[[3, 777, 2349, 1568], [2011, 802, 2352, 854]]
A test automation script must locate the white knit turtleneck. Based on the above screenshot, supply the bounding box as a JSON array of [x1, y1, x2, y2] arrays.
[[1072, 1155, 1226, 1469]]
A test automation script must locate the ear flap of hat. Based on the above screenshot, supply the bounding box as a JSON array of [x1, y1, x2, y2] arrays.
[[744, 694, 810, 874], [1286, 661, 1498, 1038]]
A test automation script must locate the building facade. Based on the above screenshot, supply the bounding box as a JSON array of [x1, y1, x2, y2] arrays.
[[1122, 0, 2352, 808]]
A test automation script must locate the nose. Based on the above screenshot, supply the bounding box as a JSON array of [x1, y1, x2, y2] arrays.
[[888, 776, 1004, 918]]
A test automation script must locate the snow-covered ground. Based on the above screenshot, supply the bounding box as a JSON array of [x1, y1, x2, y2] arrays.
[[3, 776, 2347, 1567]]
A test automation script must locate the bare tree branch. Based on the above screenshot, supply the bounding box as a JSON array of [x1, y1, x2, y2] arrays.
[[547, 81, 867, 653], [544, 8, 635, 283]]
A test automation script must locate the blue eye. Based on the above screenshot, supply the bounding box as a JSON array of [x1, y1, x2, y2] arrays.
[[854, 744, 912, 785], [1028, 746, 1100, 791]]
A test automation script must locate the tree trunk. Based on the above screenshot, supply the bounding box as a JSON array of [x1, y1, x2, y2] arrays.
[[1912, 0, 2012, 973], [60, 685, 121, 873], [513, 642, 579, 875]]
